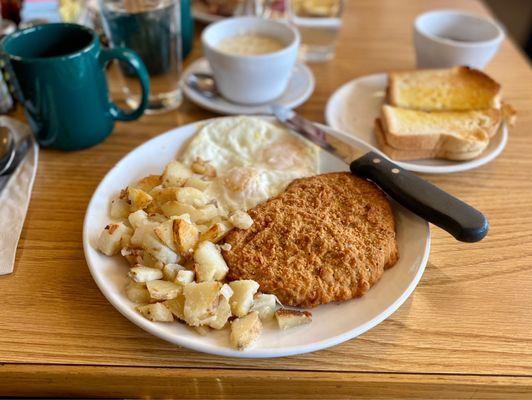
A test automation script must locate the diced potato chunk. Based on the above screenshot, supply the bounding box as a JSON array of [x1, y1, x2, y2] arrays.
[[121, 247, 144, 265], [125, 281, 151, 304], [127, 187, 153, 211], [208, 296, 232, 330], [251, 294, 278, 320], [135, 175, 161, 193], [275, 309, 312, 330], [128, 209, 149, 229], [137, 303, 174, 322], [146, 280, 182, 301], [229, 210, 253, 230], [97, 222, 133, 256], [175, 270, 195, 285], [230, 311, 262, 350], [128, 266, 163, 283], [164, 295, 185, 320], [199, 222, 232, 243], [110, 198, 130, 219], [176, 187, 208, 207], [229, 280, 260, 317], [220, 283, 233, 300], [185, 175, 211, 191], [154, 219, 178, 252], [183, 282, 221, 326], [161, 202, 219, 224], [162, 263, 185, 281], [150, 186, 179, 206], [162, 161, 192, 187], [194, 241, 229, 282], [173, 219, 199, 253], [191, 157, 217, 177], [141, 231, 179, 264]]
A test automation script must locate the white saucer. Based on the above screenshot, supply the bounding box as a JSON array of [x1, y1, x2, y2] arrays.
[[325, 73, 508, 174], [182, 58, 315, 115]]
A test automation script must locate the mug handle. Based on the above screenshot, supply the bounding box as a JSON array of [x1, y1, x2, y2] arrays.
[[99, 47, 150, 121]]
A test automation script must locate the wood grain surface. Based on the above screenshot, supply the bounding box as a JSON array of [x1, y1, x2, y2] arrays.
[[1, 0, 531, 397]]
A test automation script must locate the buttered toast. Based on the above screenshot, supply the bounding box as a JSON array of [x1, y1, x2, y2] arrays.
[[388, 66, 501, 111]]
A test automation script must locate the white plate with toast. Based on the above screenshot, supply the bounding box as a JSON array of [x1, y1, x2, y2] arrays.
[[325, 73, 508, 174], [83, 116, 430, 358]]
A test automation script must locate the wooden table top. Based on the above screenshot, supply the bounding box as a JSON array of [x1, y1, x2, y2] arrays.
[[1, 0, 531, 398]]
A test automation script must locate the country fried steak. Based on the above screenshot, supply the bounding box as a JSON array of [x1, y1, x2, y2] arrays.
[[222, 172, 399, 308]]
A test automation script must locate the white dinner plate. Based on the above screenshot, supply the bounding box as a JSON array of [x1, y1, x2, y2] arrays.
[[181, 58, 315, 115], [83, 116, 430, 358], [325, 73, 508, 174]]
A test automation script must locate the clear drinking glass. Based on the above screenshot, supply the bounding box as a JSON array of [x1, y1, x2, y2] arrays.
[[289, 0, 344, 62], [99, 0, 183, 113]]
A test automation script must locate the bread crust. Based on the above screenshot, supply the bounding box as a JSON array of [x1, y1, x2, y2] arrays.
[[223, 173, 399, 308], [374, 119, 485, 161]]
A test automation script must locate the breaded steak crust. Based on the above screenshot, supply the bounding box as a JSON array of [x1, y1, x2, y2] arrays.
[[222, 173, 399, 308]]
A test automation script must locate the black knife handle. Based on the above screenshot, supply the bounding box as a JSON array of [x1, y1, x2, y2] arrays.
[[350, 152, 489, 242]]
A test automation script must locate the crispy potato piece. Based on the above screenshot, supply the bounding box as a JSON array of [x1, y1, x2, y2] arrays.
[[128, 209, 149, 230], [137, 303, 174, 322], [220, 283, 234, 300], [146, 280, 182, 301], [162, 263, 185, 281], [173, 219, 199, 254], [250, 294, 278, 320], [121, 247, 144, 265], [161, 202, 219, 224], [176, 187, 208, 207], [228, 280, 260, 317], [97, 222, 133, 256], [141, 231, 179, 265], [164, 295, 185, 320], [110, 198, 130, 219], [175, 270, 195, 285], [199, 221, 232, 243], [230, 311, 262, 350], [128, 265, 163, 282], [208, 296, 232, 330], [150, 186, 179, 206], [148, 213, 168, 223], [185, 175, 212, 191], [194, 241, 229, 282], [190, 157, 217, 177], [135, 175, 162, 193], [125, 281, 151, 304], [154, 219, 178, 252], [183, 282, 221, 326], [275, 309, 312, 330], [127, 187, 153, 211], [162, 161, 192, 187], [229, 210, 253, 230]]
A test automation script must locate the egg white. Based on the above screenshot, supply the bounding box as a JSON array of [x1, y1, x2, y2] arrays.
[[181, 117, 319, 212]]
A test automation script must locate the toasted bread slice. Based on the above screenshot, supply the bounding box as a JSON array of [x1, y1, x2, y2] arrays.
[[381, 105, 500, 153], [374, 119, 486, 161], [388, 66, 501, 111]]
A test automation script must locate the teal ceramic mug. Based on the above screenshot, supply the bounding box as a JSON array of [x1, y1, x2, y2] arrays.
[[0, 23, 150, 150]]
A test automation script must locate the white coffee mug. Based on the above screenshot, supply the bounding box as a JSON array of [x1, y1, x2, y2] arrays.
[[414, 10, 504, 69], [202, 17, 300, 105]]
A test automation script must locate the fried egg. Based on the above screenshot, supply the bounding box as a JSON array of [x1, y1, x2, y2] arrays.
[[181, 116, 319, 213]]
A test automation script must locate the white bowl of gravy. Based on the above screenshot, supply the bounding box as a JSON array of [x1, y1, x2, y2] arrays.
[[202, 17, 300, 105], [414, 10, 504, 69]]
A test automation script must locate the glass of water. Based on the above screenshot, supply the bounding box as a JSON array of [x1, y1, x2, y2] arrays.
[[289, 0, 344, 62], [99, 0, 183, 113]]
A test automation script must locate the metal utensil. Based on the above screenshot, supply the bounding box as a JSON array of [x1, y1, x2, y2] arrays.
[[186, 72, 219, 99], [272, 105, 488, 242], [0, 135, 32, 195], [0, 126, 15, 175]]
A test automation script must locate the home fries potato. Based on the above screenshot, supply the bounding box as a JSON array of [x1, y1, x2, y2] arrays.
[[97, 156, 312, 350]]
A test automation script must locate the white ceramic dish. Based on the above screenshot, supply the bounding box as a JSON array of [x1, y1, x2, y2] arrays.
[[181, 58, 315, 115], [325, 73, 508, 174], [83, 116, 430, 358]]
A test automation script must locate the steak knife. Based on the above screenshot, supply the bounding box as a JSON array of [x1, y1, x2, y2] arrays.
[[272, 105, 488, 243]]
